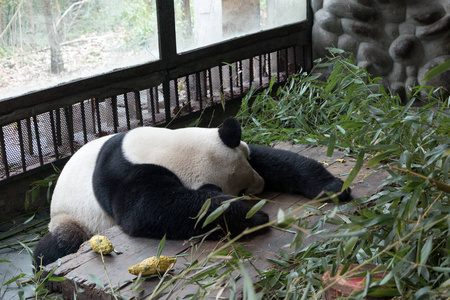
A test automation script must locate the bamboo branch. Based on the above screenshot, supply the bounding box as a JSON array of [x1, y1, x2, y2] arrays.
[[389, 165, 450, 193], [55, 0, 92, 29]]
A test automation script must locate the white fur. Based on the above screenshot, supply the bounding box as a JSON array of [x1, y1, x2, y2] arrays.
[[50, 126, 264, 236], [49, 136, 115, 235]]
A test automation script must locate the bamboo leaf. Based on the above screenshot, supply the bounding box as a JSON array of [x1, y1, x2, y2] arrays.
[[423, 59, 450, 81], [325, 74, 340, 94], [367, 287, 401, 297], [366, 150, 395, 167], [364, 214, 394, 227], [156, 234, 166, 260], [343, 236, 358, 257], [48, 276, 66, 282], [239, 262, 259, 300], [420, 236, 433, 265], [267, 258, 291, 268], [89, 274, 105, 289], [327, 130, 336, 157], [246, 200, 266, 219], [444, 148, 450, 156], [342, 149, 365, 192], [23, 214, 35, 224], [4, 273, 26, 286], [432, 267, 450, 273], [398, 186, 422, 220], [193, 198, 211, 229], [202, 202, 230, 228], [277, 209, 285, 224]]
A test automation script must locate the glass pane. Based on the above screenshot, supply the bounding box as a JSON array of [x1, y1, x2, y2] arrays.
[[175, 0, 307, 53], [0, 0, 159, 100]]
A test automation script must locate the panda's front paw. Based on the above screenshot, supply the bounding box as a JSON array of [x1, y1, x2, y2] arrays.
[[245, 210, 270, 237], [322, 179, 352, 202], [250, 210, 269, 226]]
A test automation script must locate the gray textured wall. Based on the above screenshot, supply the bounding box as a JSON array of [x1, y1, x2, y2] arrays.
[[312, 0, 450, 101]]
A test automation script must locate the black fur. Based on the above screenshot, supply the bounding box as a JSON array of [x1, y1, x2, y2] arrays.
[[93, 133, 268, 240], [248, 145, 351, 201], [33, 220, 89, 266], [218, 118, 242, 148]]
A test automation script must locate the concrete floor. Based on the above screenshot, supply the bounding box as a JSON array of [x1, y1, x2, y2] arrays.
[[0, 210, 51, 300]]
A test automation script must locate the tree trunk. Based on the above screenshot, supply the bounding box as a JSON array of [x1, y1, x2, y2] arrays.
[[25, 0, 35, 47], [42, 0, 64, 74], [182, 0, 193, 38], [0, 2, 5, 35]]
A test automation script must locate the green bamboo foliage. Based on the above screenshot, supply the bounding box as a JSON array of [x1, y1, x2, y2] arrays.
[[237, 49, 450, 298]]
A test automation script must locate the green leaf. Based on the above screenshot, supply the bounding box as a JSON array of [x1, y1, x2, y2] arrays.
[[246, 200, 266, 219], [364, 214, 395, 227], [444, 148, 450, 157], [398, 186, 422, 220], [325, 73, 340, 94], [432, 267, 450, 273], [24, 194, 30, 210], [89, 274, 105, 289], [267, 258, 291, 268], [343, 236, 358, 257], [342, 149, 365, 192], [327, 130, 336, 157], [156, 234, 166, 260], [363, 271, 370, 297], [202, 202, 230, 228], [193, 198, 211, 229], [239, 262, 259, 300], [366, 150, 395, 167], [367, 287, 401, 297], [48, 276, 66, 282], [4, 273, 26, 286], [423, 59, 450, 81], [277, 209, 285, 224], [31, 188, 38, 203], [420, 236, 433, 265], [47, 181, 53, 202], [23, 214, 35, 225], [336, 125, 345, 134]]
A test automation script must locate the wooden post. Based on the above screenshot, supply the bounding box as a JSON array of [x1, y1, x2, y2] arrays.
[[156, 0, 177, 121]]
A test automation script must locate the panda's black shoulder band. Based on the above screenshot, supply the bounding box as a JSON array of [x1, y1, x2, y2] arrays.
[[218, 118, 242, 148]]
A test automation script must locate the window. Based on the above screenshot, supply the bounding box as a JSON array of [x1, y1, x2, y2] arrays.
[[175, 0, 307, 53], [0, 0, 159, 100]]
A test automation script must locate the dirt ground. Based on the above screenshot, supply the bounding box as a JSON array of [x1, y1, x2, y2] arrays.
[[0, 30, 157, 100]]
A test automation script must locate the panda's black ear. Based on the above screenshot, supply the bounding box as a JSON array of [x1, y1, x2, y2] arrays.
[[218, 118, 242, 148]]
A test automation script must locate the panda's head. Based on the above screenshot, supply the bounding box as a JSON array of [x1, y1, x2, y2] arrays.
[[122, 118, 265, 196]]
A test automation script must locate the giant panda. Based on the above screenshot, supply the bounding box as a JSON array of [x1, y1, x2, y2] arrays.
[[33, 118, 350, 266]]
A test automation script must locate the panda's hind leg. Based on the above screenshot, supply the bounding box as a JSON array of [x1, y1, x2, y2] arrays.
[[248, 145, 351, 201], [33, 215, 89, 266]]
